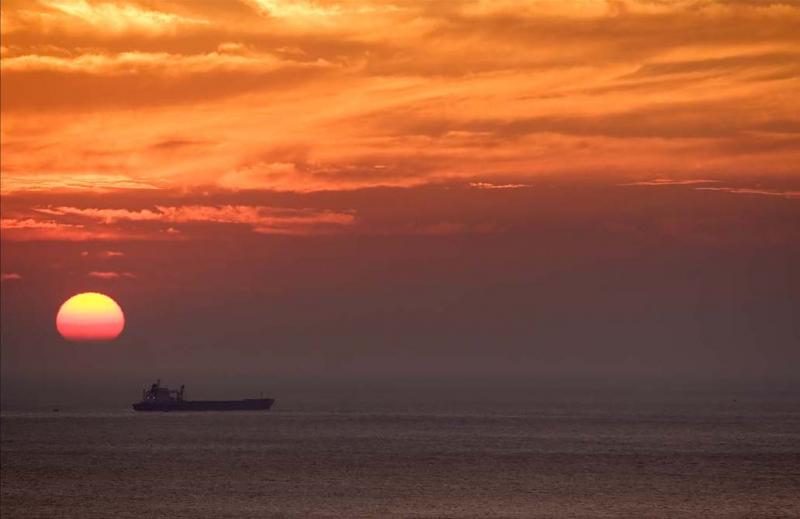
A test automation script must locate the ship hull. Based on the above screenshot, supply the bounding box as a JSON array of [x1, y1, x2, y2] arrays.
[[132, 398, 274, 412]]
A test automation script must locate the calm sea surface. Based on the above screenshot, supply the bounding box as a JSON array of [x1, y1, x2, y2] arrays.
[[2, 391, 799, 518]]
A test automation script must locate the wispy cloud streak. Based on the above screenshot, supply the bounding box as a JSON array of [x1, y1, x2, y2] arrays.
[[695, 187, 800, 199]]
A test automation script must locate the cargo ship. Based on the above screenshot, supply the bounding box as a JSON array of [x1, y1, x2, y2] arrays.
[[132, 380, 274, 412]]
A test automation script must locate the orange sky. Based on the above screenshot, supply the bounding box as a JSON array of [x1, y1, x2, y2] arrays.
[[2, 0, 799, 199], [1, 1, 799, 387]]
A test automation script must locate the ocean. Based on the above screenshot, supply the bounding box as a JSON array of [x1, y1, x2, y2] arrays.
[[2, 385, 799, 518]]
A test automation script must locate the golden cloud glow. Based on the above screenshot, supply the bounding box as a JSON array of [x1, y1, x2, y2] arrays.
[[7, 0, 209, 35], [0, 217, 125, 241], [0, 174, 161, 194], [38, 204, 354, 228], [1, 0, 797, 243], [0, 50, 321, 75], [0, 203, 355, 241]]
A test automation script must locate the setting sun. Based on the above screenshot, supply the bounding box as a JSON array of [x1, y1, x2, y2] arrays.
[[56, 292, 125, 342]]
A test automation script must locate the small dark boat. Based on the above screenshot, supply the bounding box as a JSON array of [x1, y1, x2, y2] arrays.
[[132, 380, 274, 412]]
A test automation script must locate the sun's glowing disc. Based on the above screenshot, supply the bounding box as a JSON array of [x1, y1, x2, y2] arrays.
[[56, 292, 125, 342]]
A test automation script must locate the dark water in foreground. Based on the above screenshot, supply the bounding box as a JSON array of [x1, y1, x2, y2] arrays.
[[2, 395, 799, 518]]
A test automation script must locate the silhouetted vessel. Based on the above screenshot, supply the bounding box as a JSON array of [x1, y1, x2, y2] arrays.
[[132, 380, 274, 412]]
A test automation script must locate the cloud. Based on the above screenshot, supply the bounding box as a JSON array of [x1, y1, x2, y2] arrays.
[[0, 174, 161, 194], [622, 179, 720, 187], [217, 162, 300, 190], [216, 159, 434, 192], [0, 218, 122, 241], [470, 182, 530, 190], [0, 0, 798, 197], [621, 179, 800, 199], [151, 139, 209, 151], [1, 50, 305, 75], [88, 271, 119, 279], [88, 271, 135, 279], [249, 0, 344, 19], [389, 100, 800, 141], [1, 273, 22, 281], [41, 204, 352, 223], [9, 0, 209, 35], [36, 207, 163, 223], [78, 250, 125, 257], [695, 187, 800, 199], [25, 204, 356, 237], [1, 52, 336, 112], [1, 218, 83, 230]]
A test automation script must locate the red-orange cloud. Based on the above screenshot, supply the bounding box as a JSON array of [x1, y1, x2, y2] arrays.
[[1, 0, 798, 198]]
